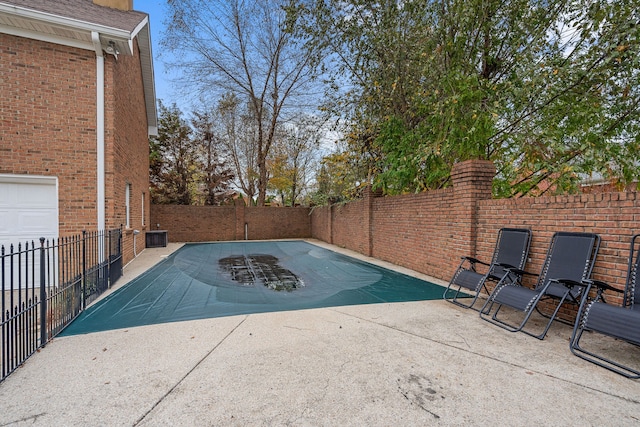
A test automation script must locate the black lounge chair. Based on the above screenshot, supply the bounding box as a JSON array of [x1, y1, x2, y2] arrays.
[[570, 234, 640, 378], [480, 231, 600, 340], [443, 228, 532, 310]]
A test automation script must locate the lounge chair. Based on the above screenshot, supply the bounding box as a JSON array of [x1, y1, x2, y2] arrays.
[[480, 231, 600, 339], [570, 234, 640, 378], [443, 228, 532, 310]]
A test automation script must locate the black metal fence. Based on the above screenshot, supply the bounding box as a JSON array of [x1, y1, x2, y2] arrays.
[[1, 229, 122, 382]]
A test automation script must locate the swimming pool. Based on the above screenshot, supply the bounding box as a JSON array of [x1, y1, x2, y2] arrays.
[[62, 240, 445, 335]]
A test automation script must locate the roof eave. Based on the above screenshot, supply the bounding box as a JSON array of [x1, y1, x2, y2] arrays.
[[136, 20, 158, 136], [0, 3, 157, 135]]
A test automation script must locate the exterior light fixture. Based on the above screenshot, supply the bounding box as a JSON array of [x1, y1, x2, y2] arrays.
[[105, 40, 119, 59]]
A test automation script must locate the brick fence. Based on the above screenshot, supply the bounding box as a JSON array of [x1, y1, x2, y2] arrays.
[[151, 159, 639, 307], [151, 198, 311, 242], [310, 160, 639, 308], [310, 160, 497, 283]]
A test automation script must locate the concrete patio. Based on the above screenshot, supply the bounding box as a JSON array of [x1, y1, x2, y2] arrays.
[[0, 241, 638, 426]]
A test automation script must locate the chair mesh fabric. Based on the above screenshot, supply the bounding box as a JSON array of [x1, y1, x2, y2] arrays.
[[627, 243, 639, 308], [492, 284, 538, 311], [537, 234, 596, 295], [492, 230, 531, 273], [452, 269, 485, 291], [583, 301, 640, 346], [570, 234, 640, 377], [493, 233, 597, 306], [445, 228, 531, 308]]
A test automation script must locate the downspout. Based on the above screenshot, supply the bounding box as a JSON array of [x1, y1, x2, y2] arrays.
[[91, 32, 106, 233]]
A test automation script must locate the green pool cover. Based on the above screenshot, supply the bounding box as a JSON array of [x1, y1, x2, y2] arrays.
[[62, 241, 445, 335]]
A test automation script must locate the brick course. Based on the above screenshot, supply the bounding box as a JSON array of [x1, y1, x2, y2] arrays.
[[0, 34, 97, 233], [150, 203, 311, 243], [106, 39, 151, 262], [1, 33, 151, 265]]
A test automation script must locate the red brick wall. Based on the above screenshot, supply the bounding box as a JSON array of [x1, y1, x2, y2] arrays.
[[244, 207, 311, 240], [310, 205, 331, 242], [477, 192, 639, 308], [151, 205, 237, 242], [150, 204, 311, 242], [371, 188, 457, 279], [0, 34, 98, 234], [0, 34, 151, 264], [312, 160, 639, 316], [105, 40, 151, 263], [331, 198, 370, 254], [311, 160, 495, 281]]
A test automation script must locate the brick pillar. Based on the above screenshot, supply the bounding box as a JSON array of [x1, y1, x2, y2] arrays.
[[362, 186, 376, 257], [234, 197, 246, 240], [328, 204, 334, 244], [451, 159, 495, 259]]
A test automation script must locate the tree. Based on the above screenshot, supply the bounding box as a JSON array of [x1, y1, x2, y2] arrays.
[[311, 141, 371, 205], [289, 0, 640, 197], [149, 102, 198, 204], [163, 0, 317, 205], [267, 115, 322, 206], [216, 93, 260, 204], [191, 110, 235, 205]]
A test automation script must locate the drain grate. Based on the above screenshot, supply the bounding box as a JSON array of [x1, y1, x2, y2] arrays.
[[219, 254, 305, 291]]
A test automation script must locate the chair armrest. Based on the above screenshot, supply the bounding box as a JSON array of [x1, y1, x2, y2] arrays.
[[582, 279, 624, 293], [503, 266, 538, 277], [495, 262, 517, 270], [461, 256, 490, 267], [550, 278, 587, 289]]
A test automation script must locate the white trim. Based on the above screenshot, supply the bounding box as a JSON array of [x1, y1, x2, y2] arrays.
[[130, 16, 148, 39], [125, 183, 131, 228], [93, 31, 106, 232], [141, 192, 145, 226], [0, 3, 132, 38], [0, 24, 93, 50], [0, 174, 58, 186]]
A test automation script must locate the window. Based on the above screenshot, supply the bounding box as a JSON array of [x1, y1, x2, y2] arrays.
[[125, 183, 131, 228], [141, 192, 145, 226]]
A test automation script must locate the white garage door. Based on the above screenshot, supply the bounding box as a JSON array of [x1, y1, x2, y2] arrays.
[[0, 175, 59, 249]]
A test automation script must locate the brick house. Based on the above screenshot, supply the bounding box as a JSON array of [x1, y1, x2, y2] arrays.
[[0, 0, 157, 264]]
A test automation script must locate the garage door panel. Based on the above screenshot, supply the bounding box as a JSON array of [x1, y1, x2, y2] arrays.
[[0, 176, 58, 246], [0, 209, 16, 233], [19, 210, 58, 234], [16, 183, 58, 208], [0, 185, 17, 207]]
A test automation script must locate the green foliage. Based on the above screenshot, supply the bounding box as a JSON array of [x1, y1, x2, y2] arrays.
[[150, 102, 197, 204], [309, 147, 370, 204], [150, 101, 235, 205], [290, 0, 640, 199], [267, 116, 323, 206], [190, 110, 236, 205]]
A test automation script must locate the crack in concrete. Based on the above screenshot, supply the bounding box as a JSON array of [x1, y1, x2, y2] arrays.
[[1, 412, 47, 426], [132, 316, 249, 426]]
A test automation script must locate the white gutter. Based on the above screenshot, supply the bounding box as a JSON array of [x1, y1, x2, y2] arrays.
[[0, 3, 133, 40], [92, 31, 106, 232], [0, 24, 94, 50]]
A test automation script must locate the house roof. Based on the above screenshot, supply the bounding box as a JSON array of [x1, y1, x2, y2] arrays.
[[0, 0, 157, 134]]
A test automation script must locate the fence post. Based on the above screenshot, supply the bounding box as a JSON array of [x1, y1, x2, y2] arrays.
[[82, 230, 87, 310], [106, 229, 111, 288], [39, 237, 47, 346]]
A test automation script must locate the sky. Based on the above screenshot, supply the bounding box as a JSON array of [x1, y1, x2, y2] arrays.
[[134, 0, 181, 109]]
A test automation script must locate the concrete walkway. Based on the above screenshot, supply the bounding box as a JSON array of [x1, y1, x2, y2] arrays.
[[0, 241, 638, 426]]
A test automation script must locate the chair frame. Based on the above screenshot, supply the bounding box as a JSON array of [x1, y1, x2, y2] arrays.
[[443, 228, 532, 311], [480, 231, 600, 340], [570, 234, 640, 378]]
